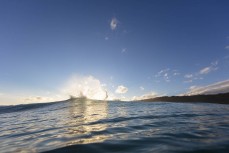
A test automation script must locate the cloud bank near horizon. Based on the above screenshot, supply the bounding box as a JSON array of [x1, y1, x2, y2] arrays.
[[1, 74, 229, 105], [132, 92, 159, 101], [183, 79, 229, 96]]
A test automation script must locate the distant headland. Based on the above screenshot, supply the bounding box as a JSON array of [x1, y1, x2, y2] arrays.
[[140, 92, 229, 104], [68, 93, 229, 104]]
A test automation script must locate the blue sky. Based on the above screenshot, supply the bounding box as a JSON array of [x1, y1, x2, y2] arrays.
[[0, 0, 229, 104]]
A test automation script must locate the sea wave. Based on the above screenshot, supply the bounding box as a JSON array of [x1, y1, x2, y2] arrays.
[[0, 99, 229, 153]]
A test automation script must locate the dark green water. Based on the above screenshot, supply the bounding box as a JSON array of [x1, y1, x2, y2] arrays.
[[0, 99, 229, 153]]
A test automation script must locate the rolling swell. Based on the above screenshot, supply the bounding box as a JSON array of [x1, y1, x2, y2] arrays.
[[0, 99, 229, 153], [0, 100, 66, 114]]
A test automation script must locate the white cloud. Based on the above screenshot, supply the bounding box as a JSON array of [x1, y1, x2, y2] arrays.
[[140, 86, 144, 91], [115, 85, 128, 94], [62, 75, 108, 100], [105, 37, 109, 40], [183, 79, 229, 96], [225, 46, 229, 49], [132, 92, 159, 101], [110, 18, 118, 30]]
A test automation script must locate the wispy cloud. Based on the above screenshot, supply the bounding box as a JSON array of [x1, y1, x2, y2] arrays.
[[155, 68, 169, 77], [115, 85, 128, 94], [121, 48, 127, 53], [110, 17, 118, 30], [140, 86, 144, 91], [199, 61, 218, 75], [173, 72, 180, 76], [183, 79, 229, 96], [184, 61, 218, 83], [155, 68, 170, 82], [184, 74, 193, 79], [225, 46, 229, 49], [199, 67, 212, 74], [155, 68, 180, 82]]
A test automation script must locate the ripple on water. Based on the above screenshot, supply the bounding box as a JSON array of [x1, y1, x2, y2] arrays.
[[0, 100, 229, 153]]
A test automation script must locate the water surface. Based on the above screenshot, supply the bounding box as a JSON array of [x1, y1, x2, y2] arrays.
[[0, 99, 229, 153]]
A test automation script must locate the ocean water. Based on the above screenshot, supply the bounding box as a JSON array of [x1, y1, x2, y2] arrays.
[[0, 99, 229, 153]]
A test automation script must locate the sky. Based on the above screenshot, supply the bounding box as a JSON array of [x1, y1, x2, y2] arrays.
[[0, 0, 229, 105]]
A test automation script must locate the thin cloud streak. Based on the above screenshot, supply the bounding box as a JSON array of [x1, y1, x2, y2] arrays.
[[199, 61, 218, 75]]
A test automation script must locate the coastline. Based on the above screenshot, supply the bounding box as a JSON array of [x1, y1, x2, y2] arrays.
[[140, 92, 229, 104]]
